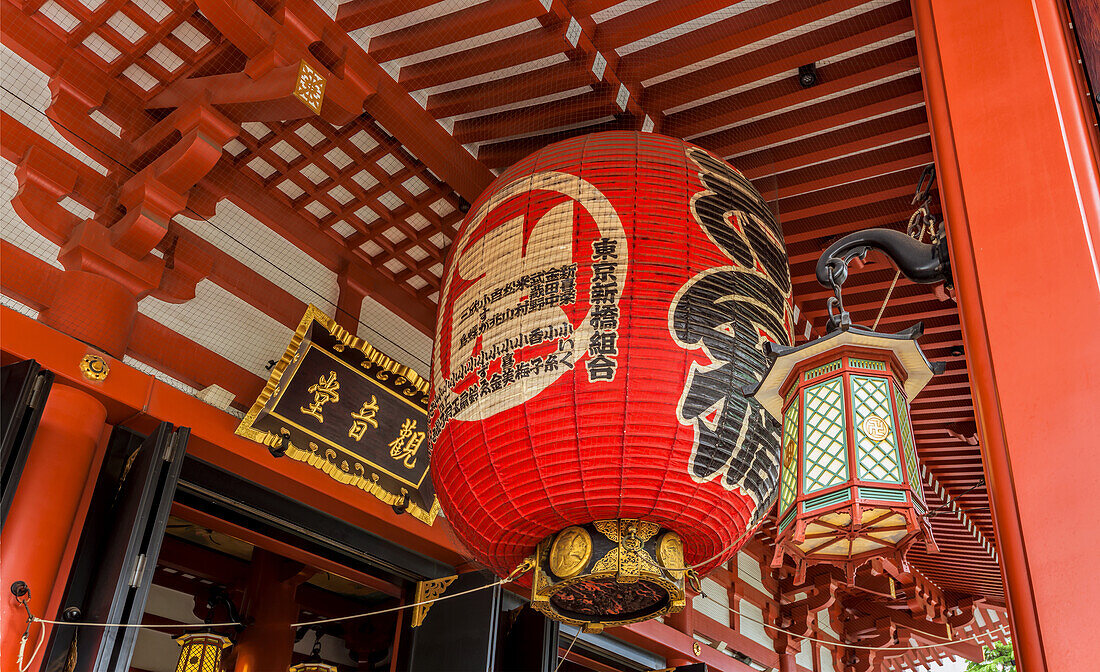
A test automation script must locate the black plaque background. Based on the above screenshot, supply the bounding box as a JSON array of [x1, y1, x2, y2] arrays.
[[238, 307, 438, 523]]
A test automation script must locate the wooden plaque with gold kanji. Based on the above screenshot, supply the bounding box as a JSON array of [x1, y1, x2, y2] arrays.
[[236, 305, 439, 524]]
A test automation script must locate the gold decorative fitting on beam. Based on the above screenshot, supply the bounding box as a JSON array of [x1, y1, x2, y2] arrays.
[[79, 354, 109, 381], [293, 60, 327, 114], [411, 575, 457, 628]]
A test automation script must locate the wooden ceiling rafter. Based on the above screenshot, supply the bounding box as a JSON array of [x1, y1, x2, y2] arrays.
[[1, 0, 1007, 634], [643, 2, 915, 113], [664, 39, 921, 140], [619, 0, 870, 84]]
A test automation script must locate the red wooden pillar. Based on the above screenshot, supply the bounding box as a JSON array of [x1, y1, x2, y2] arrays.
[[912, 1, 1100, 670], [664, 588, 697, 667], [0, 385, 107, 670], [233, 549, 307, 672]]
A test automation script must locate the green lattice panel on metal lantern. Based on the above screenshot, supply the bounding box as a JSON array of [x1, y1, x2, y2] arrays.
[[780, 401, 800, 511], [801, 377, 849, 494], [803, 359, 841, 382], [851, 375, 903, 483], [895, 384, 925, 502], [848, 357, 886, 371]]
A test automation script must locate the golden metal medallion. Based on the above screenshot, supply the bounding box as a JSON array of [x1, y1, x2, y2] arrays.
[[80, 354, 109, 381], [549, 526, 593, 579], [656, 531, 686, 580], [861, 415, 891, 442]]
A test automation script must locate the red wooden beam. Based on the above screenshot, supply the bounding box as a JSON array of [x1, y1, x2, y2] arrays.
[[201, 160, 437, 332], [336, 0, 439, 32], [644, 3, 913, 113], [173, 503, 402, 597], [366, 0, 549, 63], [452, 89, 615, 144], [773, 170, 922, 224], [427, 61, 595, 118], [397, 25, 568, 92], [366, 74, 495, 201], [475, 117, 633, 171], [195, 0, 493, 202], [783, 209, 916, 245], [736, 108, 930, 182], [664, 40, 919, 140], [699, 74, 926, 158], [619, 0, 867, 84], [595, 0, 737, 52], [753, 138, 933, 201]]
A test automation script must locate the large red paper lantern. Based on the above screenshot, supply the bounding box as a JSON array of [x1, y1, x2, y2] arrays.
[[429, 132, 794, 628]]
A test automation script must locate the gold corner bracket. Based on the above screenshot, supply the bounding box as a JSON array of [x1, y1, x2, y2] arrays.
[[411, 575, 457, 628]]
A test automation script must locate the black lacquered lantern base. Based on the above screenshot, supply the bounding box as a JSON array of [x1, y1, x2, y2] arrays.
[[530, 519, 686, 632]]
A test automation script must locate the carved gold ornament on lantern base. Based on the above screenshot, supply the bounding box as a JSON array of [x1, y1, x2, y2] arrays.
[[531, 519, 688, 632]]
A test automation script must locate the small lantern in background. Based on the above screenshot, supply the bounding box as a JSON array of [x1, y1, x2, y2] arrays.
[[289, 628, 338, 672], [174, 633, 231, 672], [752, 323, 940, 582]]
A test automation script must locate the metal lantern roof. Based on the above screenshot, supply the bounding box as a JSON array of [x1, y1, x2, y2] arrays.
[[753, 322, 941, 423]]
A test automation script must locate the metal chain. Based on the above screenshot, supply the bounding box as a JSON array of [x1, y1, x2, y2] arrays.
[[871, 167, 939, 331]]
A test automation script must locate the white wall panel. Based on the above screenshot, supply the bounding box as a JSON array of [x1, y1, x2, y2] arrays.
[[0, 158, 64, 270], [173, 202, 340, 312], [737, 550, 768, 595], [1, 45, 108, 174], [138, 279, 294, 378], [738, 599, 773, 649], [358, 296, 432, 375], [694, 577, 730, 627]]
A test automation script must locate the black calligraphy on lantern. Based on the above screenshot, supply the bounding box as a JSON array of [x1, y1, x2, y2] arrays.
[[389, 418, 426, 470], [301, 370, 340, 423], [670, 147, 793, 523], [348, 395, 380, 441], [587, 237, 620, 382]]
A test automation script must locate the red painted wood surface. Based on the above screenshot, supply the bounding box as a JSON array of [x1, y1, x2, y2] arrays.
[[0, 386, 107, 671], [913, 0, 1100, 669]]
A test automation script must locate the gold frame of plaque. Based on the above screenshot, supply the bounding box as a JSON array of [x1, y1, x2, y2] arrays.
[[236, 305, 440, 524]]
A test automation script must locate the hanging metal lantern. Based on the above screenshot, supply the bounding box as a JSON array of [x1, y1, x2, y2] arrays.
[[750, 200, 953, 584], [174, 633, 231, 672], [429, 131, 795, 630], [752, 323, 939, 582]]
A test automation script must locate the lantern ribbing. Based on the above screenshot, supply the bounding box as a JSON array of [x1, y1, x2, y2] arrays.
[[428, 132, 794, 629]]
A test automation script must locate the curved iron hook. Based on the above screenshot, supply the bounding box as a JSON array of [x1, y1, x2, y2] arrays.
[[815, 228, 950, 289]]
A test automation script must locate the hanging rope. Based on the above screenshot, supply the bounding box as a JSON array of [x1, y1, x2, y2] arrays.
[[871, 165, 940, 331], [24, 558, 535, 632], [554, 630, 583, 672], [872, 206, 933, 331], [11, 585, 47, 672], [15, 551, 1004, 659], [655, 527, 754, 575]]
